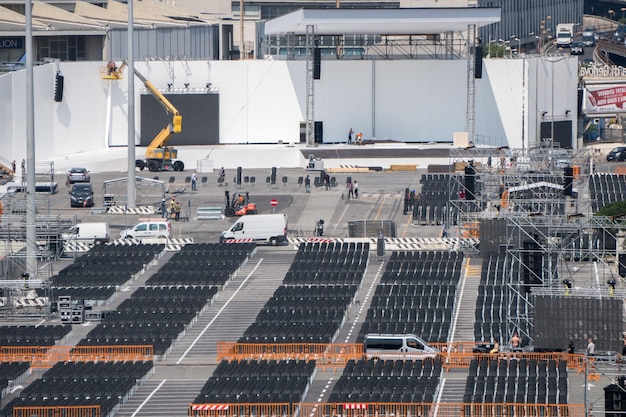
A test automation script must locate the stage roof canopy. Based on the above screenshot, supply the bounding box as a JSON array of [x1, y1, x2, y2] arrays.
[[264, 7, 501, 36]]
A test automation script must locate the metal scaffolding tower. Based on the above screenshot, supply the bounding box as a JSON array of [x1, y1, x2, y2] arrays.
[[447, 146, 623, 346], [466, 24, 476, 143], [305, 25, 315, 147]]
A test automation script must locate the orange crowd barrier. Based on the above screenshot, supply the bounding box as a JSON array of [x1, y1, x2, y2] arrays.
[[216, 342, 363, 369], [217, 342, 586, 373], [189, 402, 586, 417], [13, 405, 100, 417], [437, 350, 586, 373], [0, 345, 154, 368]]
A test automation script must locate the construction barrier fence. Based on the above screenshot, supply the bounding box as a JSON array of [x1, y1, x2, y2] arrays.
[[217, 342, 587, 373], [189, 402, 586, 417], [216, 343, 363, 369], [0, 345, 154, 368], [13, 405, 100, 417]]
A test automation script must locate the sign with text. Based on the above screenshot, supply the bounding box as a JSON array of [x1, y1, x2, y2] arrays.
[[583, 84, 626, 114], [0, 38, 23, 49]]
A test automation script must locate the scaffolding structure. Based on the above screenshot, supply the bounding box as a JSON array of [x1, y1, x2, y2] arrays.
[[265, 33, 467, 60], [0, 161, 71, 318], [447, 146, 624, 346]]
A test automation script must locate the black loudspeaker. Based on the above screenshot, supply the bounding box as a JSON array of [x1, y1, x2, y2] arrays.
[[605, 384, 626, 415], [474, 46, 483, 79], [563, 166, 573, 196], [619, 254, 626, 278], [54, 74, 64, 102], [314, 121, 323, 143], [464, 165, 476, 200], [271, 167, 277, 185], [237, 167, 242, 185], [522, 240, 543, 289], [313, 47, 321, 80]]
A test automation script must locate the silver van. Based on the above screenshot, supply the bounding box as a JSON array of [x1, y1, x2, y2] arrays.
[[364, 334, 439, 359]]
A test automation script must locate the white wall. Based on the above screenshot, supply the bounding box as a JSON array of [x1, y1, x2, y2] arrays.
[[0, 55, 579, 163]]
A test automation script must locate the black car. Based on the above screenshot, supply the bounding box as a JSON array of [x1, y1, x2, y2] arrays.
[[607, 147, 626, 162], [570, 41, 584, 55], [70, 183, 94, 207]]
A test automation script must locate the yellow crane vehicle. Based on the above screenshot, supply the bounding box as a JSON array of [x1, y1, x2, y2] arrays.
[[103, 60, 184, 172]]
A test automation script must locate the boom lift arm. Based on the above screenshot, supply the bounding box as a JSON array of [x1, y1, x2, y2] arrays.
[[126, 61, 184, 172]]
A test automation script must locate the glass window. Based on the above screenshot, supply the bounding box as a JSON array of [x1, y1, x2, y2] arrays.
[[407, 338, 424, 350], [135, 224, 147, 232]]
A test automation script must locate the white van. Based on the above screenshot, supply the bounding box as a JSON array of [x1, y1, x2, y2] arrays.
[[63, 222, 110, 244], [120, 219, 171, 240], [220, 214, 287, 246], [364, 334, 439, 359]]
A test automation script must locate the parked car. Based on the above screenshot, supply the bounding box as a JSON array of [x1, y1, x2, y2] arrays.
[[120, 219, 171, 239], [69, 184, 94, 207], [582, 26, 596, 38], [67, 167, 90, 184], [570, 41, 584, 55], [607, 146, 626, 162]]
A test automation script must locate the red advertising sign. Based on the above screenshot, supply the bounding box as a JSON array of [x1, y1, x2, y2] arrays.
[[584, 84, 626, 114]]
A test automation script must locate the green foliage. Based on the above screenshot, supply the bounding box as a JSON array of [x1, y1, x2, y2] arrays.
[[484, 43, 505, 58], [596, 201, 626, 217]]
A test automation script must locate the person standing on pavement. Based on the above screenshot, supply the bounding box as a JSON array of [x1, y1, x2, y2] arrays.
[[169, 197, 177, 219], [403, 189, 411, 215], [191, 171, 197, 191], [160, 199, 166, 218], [305, 175, 311, 193], [353, 180, 359, 198], [587, 338, 596, 356], [347, 181, 354, 199], [348, 128, 354, 144]]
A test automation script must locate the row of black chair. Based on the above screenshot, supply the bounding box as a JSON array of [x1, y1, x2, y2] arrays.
[[0, 325, 71, 346], [357, 321, 451, 344], [195, 360, 315, 404], [344, 358, 441, 377], [0, 361, 152, 417]]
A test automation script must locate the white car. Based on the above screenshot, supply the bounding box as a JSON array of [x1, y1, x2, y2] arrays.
[[582, 26, 596, 38], [120, 220, 170, 239]]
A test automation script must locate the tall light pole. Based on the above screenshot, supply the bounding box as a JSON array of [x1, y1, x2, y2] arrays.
[[239, 0, 244, 60]]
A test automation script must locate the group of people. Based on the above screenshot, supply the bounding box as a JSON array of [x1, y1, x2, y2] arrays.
[[403, 189, 419, 215], [161, 196, 181, 220], [347, 128, 363, 145]]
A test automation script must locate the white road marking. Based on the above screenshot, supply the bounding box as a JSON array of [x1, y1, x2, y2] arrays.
[[176, 258, 263, 364]]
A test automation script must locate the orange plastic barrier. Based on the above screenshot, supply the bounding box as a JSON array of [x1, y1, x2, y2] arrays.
[[216, 342, 362, 369], [189, 402, 586, 417], [13, 405, 100, 417], [572, 165, 580, 179], [216, 342, 586, 373], [0, 345, 154, 368], [439, 351, 586, 373]]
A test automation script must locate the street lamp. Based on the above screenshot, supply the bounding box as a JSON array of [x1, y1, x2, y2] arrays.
[[609, 9, 615, 20], [622, 7, 626, 20]]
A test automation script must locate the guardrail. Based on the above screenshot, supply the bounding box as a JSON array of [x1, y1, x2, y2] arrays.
[[197, 207, 223, 220], [217, 341, 587, 373], [0, 345, 154, 368], [13, 405, 100, 417], [189, 402, 585, 417], [217, 342, 363, 369]]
